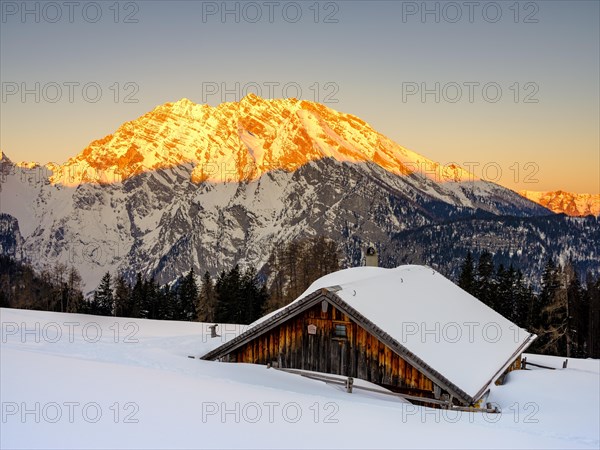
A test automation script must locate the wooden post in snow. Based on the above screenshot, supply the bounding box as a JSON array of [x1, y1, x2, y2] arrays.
[[346, 377, 354, 393]]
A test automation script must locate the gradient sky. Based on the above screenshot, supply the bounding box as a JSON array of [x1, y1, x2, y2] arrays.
[[1, 0, 598, 193]]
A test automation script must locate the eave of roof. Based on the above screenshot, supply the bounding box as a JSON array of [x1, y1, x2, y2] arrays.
[[201, 289, 329, 361]]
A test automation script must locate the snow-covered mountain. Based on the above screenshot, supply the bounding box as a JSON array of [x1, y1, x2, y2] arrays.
[[1, 96, 550, 292], [28, 95, 480, 186], [519, 190, 600, 217]]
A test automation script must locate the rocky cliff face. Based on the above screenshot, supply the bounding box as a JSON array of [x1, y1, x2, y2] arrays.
[[519, 190, 600, 217], [1, 97, 550, 292]]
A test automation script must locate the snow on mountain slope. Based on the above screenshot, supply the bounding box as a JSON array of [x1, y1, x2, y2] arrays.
[[40, 95, 476, 187], [0, 99, 549, 291], [0, 157, 546, 293], [519, 190, 600, 217], [1, 308, 598, 449]]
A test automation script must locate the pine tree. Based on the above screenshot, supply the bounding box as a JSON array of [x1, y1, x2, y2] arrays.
[[567, 274, 586, 357], [532, 259, 560, 329], [197, 271, 217, 322], [129, 273, 144, 318], [178, 269, 199, 321], [215, 266, 243, 323], [241, 266, 268, 323], [92, 272, 114, 316], [0, 290, 8, 308], [514, 269, 533, 328], [157, 284, 175, 320], [213, 265, 269, 324], [143, 278, 160, 320], [495, 264, 517, 320], [588, 275, 600, 358], [458, 251, 476, 296], [476, 250, 496, 309], [113, 275, 131, 318]]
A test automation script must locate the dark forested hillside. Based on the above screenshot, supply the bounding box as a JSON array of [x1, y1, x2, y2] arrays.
[[0, 255, 84, 312], [383, 214, 600, 289]]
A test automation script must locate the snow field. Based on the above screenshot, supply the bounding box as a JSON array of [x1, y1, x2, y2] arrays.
[[1, 308, 598, 449]]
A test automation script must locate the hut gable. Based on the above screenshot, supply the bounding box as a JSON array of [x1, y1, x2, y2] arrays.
[[202, 265, 536, 406]]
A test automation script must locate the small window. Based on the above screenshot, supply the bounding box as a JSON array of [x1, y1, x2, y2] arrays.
[[333, 324, 347, 339]]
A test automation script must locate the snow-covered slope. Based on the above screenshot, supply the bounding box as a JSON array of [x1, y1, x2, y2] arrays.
[[0, 98, 549, 291], [1, 308, 598, 449], [519, 190, 600, 217]]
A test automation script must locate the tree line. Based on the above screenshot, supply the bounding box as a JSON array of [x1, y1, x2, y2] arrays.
[[83, 236, 340, 324], [3, 241, 598, 359], [0, 255, 84, 313], [458, 250, 600, 358], [0, 237, 341, 326], [84, 265, 268, 324]]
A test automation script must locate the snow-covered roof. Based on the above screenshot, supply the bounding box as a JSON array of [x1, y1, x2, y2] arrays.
[[204, 265, 536, 403]]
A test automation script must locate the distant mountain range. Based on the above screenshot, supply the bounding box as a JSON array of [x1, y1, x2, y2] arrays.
[[519, 190, 599, 217], [0, 96, 596, 292]]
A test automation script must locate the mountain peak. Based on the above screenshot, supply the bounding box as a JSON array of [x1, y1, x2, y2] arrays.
[[240, 92, 261, 103], [41, 97, 480, 186], [171, 97, 196, 107], [0, 150, 11, 163], [157, 97, 207, 117], [519, 190, 600, 217]]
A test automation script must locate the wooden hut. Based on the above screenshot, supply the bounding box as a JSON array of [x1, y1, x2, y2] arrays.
[[202, 265, 536, 407]]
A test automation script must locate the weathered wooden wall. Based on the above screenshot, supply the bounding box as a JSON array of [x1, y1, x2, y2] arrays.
[[227, 300, 435, 395], [495, 356, 522, 385]]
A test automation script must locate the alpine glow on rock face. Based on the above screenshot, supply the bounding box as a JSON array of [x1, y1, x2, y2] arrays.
[[22, 95, 476, 186], [519, 190, 600, 217]]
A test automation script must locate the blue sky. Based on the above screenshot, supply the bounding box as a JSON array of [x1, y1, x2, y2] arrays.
[[1, 0, 598, 192]]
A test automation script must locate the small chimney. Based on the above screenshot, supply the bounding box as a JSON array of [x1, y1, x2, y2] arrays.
[[365, 246, 378, 267], [209, 324, 219, 338]]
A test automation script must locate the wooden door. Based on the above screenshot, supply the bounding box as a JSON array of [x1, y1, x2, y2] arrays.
[[303, 319, 354, 376]]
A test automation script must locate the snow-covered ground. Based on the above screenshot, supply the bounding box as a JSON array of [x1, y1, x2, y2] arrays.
[[1, 308, 598, 449]]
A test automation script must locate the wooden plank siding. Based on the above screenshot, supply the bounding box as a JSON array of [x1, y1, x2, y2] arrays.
[[495, 355, 523, 386], [228, 300, 435, 397]]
